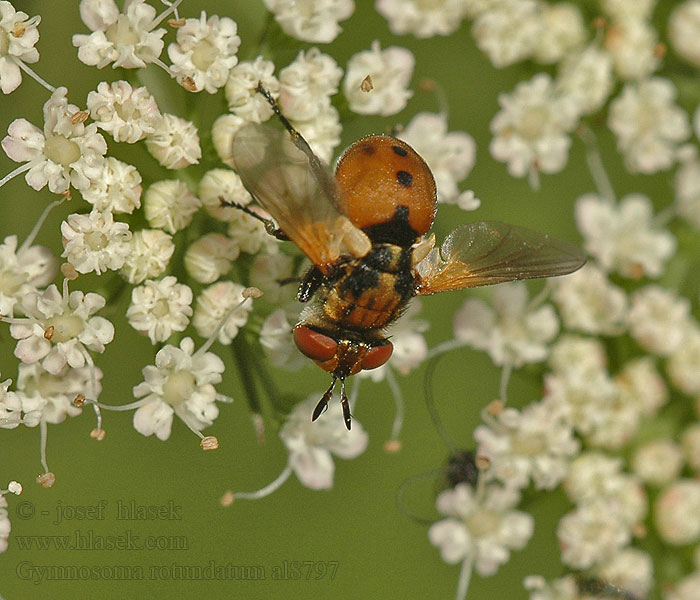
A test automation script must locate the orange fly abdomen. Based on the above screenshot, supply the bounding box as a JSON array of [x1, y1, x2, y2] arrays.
[[335, 135, 437, 243]]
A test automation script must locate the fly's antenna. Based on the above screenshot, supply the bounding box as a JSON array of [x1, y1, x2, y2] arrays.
[[339, 378, 352, 430], [312, 376, 337, 422]]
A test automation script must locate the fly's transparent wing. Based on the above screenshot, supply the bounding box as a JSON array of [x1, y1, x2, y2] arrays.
[[232, 123, 371, 274], [414, 221, 586, 295]]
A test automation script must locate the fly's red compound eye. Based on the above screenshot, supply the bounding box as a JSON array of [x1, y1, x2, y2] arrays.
[[293, 325, 337, 362], [361, 342, 393, 370]]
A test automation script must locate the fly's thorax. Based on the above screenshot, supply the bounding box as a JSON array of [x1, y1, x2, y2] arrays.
[[317, 244, 414, 331]]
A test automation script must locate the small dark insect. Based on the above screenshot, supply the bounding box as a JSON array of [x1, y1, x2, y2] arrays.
[[230, 83, 585, 429]]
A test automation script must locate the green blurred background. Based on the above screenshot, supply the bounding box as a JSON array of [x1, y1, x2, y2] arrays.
[[0, 1, 688, 598]]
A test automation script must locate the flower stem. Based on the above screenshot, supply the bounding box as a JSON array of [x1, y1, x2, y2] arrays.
[[455, 553, 475, 600], [0, 162, 32, 189], [578, 124, 616, 204], [20, 198, 64, 253], [233, 462, 293, 500], [152, 0, 185, 28], [16, 59, 56, 93], [39, 418, 50, 474], [385, 368, 405, 445]]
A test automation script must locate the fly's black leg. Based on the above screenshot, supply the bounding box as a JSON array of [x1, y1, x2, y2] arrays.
[[312, 377, 336, 422], [219, 198, 289, 241], [298, 266, 326, 303], [340, 379, 352, 430], [255, 82, 339, 203]]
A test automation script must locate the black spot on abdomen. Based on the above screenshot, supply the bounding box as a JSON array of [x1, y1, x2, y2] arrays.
[[397, 170, 413, 187], [392, 145, 408, 157]]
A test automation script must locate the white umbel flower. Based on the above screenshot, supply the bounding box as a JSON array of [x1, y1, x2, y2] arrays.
[[72, 0, 166, 69], [601, 0, 656, 21], [199, 168, 252, 222], [227, 209, 275, 255], [675, 148, 700, 230], [0, 1, 41, 94], [604, 19, 661, 81], [632, 439, 684, 487], [343, 41, 414, 116], [225, 56, 279, 123], [0, 375, 21, 429], [665, 572, 700, 600], [193, 281, 253, 345], [616, 357, 668, 417], [376, 0, 470, 39], [211, 113, 246, 167], [0, 235, 56, 317], [120, 229, 174, 285], [545, 364, 616, 436], [593, 548, 654, 600], [0, 494, 10, 550], [290, 103, 342, 164], [399, 112, 476, 206], [145, 113, 201, 169], [80, 157, 142, 214], [249, 252, 296, 306], [14, 362, 101, 425], [132, 337, 231, 441], [585, 384, 645, 451], [532, 3, 586, 65], [654, 479, 700, 545], [523, 575, 579, 600], [167, 12, 240, 94], [556, 45, 614, 115], [472, 0, 540, 67], [608, 77, 690, 174], [575, 193, 676, 279], [263, 0, 354, 43], [428, 483, 534, 575], [86, 80, 160, 143], [184, 233, 239, 284], [11, 284, 114, 375], [126, 276, 193, 344], [627, 285, 691, 356], [259, 308, 308, 371], [548, 334, 608, 376], [667, 327, 700, 396], [144, 179, 201, 234], [279, 48, 343, 121], [2, 87, 107, 194], [61, 209, 132, 275], [550, 262, 628, 335], [669, 1, 700, 67], [454, 281, 559, 367], [563, 452, 647, 526], [279, 394, 368, 489], [490, 73, 580, 182], [475, 398, 579, 490], [557, 500, 632, 570]]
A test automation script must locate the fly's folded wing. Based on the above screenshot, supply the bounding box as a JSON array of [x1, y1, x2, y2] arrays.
[[232, 123, 371, 275], [414, 221, 586, 295]]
